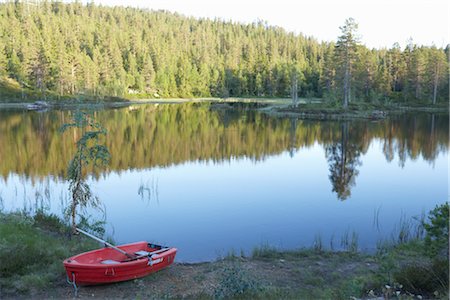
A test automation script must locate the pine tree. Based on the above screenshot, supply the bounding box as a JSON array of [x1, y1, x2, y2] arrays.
[[335, 18, 360, 108], [427, 46, 447, 105], [375, 52, 391, 100], [0, 44, 7, 76], [54, 42, 72, 97], [29, 45, 48, 94], [403, 41, 427, 101], [354, 46, 377, 101], [410, 46, 426, 100], [320, 43, 336, 98], [125, 51, 138, 90], [255, 72, 264, 96], [387, 43, 404, 95], [7, 50, 24, 83], [141, 54, 156, 94], [79, 52, 99, 96], [175, 56, 194, 97]]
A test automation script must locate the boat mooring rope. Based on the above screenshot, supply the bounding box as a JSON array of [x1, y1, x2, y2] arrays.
[[66, 272, 78, 297]]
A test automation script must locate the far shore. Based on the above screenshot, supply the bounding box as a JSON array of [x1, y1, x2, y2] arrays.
[[0, 97, 447, 121]]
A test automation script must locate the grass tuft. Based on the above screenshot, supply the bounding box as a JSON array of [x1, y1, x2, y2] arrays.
[[251, 244, 280, 259], [394, 260, 449, 295]]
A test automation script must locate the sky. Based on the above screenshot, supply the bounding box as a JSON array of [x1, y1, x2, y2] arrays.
[[86, 0, 449, 49]]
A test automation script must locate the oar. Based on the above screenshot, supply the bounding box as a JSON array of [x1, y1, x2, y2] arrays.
[[76, 228, 134, 259], [122, 247, 171, 262]]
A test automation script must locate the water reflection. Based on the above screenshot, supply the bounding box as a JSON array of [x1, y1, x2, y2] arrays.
[[138, 177, 159, 205], [0, 104, 447, 183], [0, 104, 447, 261], [325, 122, 363, 200]]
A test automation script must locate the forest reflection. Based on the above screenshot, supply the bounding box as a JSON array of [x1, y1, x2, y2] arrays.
[[0, 103, 448, 188]]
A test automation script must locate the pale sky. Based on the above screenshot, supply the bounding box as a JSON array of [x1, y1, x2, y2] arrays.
[[91, 0, 448, 49]]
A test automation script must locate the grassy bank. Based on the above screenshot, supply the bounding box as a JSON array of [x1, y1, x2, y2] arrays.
[[0, 211, 98, 296], [0, 204, 448, 299]]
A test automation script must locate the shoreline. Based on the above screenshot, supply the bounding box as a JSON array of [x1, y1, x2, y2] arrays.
[[1, 210, 447, 299], [210, 100, 449, 120], [258, 105, 449, 121], [1, 98, 446, 121]]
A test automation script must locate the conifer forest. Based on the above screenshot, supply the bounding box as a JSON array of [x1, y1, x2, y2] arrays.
[[0, 1, 448, 103]]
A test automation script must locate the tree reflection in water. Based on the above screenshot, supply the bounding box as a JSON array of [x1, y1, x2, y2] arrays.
[[0, 104, 448, 202], [325, 122, 362, 200]]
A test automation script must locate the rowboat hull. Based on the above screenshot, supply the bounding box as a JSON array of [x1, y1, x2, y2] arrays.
[[63, 241, 177, 285]]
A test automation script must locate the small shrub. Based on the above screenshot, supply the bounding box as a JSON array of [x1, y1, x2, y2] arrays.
[[423, 203, 449, 259], [333, 276, 367, 299], [33, 210, 68, 233], [394, 260, 448, 295], [77, 214, 106, 237]]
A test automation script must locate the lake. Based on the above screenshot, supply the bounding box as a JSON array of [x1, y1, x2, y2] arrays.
[[0, 103, 448, 262]]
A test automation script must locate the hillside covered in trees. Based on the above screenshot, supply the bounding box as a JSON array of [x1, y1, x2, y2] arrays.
[[0, 1, 448, 103]]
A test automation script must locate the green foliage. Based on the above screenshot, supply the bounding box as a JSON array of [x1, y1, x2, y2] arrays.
[[61, 111, 110, 172], [0, 2, 447, 103], [0, 76, 34, 101], [60, 110, 110, 231], [423, 202, 449, 258]]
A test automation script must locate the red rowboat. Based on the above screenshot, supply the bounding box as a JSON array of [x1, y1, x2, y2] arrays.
[[64, 241, 177, 286]]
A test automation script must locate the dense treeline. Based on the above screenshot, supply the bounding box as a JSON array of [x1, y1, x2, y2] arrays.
[[0, 1, 448, 103], [0, 103, 447, 179]]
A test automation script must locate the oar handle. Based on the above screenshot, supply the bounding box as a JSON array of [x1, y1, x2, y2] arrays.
[[76, 228, 133, 258]]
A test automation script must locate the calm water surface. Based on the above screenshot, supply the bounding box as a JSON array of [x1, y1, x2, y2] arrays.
[[0, 103, 448, 262]]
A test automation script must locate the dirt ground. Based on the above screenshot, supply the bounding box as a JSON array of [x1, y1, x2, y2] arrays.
[[18, 253, 379, 299]]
